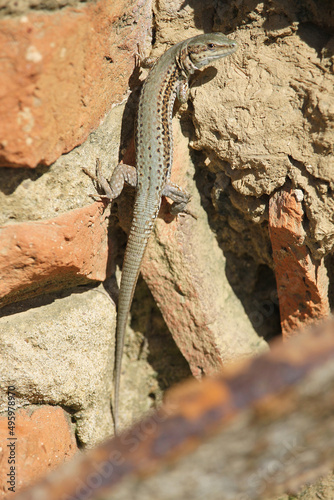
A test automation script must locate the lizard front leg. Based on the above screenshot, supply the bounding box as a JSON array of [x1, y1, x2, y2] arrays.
[[176, 80, 190, 104]]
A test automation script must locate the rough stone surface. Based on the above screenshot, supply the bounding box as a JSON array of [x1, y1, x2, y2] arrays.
[[0, 0, 152, 167], [0, 0, 333, 498], [0, 287, 116, 447], [269, 187, 330, 338], [187, 1, 334, 262], [0, 405, 78, 497]]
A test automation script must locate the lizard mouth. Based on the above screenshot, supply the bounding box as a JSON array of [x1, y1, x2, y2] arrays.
[[210, 41, 238, 58], [191, 44, 238, 69]]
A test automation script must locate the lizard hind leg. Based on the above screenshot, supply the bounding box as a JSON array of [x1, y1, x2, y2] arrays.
[[162, 182, 197, 219], [83, 158, 137, 201]]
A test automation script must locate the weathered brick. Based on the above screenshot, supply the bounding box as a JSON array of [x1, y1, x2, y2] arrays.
[[0, 202, 110, 306], [0, 406, 77, 497], [0, 0, 152, 167], [269, 187, 330, 339], [140, 123, 267, 376]]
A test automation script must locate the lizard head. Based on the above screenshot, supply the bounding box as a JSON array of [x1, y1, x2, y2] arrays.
[[186, 33, 238, 70]]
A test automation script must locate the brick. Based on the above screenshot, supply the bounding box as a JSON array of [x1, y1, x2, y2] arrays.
[[0, 405, 77, 497], [0, 202, 110, 306], [140, 123, 266, 376], [269, 187, 330, 339], [0, 0, 152, 167]]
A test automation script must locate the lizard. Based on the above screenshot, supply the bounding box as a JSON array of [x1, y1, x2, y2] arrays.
[[86, 32, 238, 433]]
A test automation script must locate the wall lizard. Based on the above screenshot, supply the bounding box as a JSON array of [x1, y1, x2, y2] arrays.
[[87, 33, 238, 433]]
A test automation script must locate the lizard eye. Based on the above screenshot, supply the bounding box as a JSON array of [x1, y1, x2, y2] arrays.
[[207, 43, 215, 49]]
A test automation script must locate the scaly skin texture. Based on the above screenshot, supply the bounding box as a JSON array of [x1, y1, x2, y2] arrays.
[[105, 33, 238, 433]]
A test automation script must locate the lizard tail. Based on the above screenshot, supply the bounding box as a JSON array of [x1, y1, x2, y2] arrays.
[[113, 219, 154, 433]]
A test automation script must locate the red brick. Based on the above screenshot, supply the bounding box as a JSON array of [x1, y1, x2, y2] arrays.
[[269, 187, 330, 339], [140, 125, 265, 376], [0, 0, 151, 168], [0, 202, 110, 306], [0, 405, 78, 497]]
